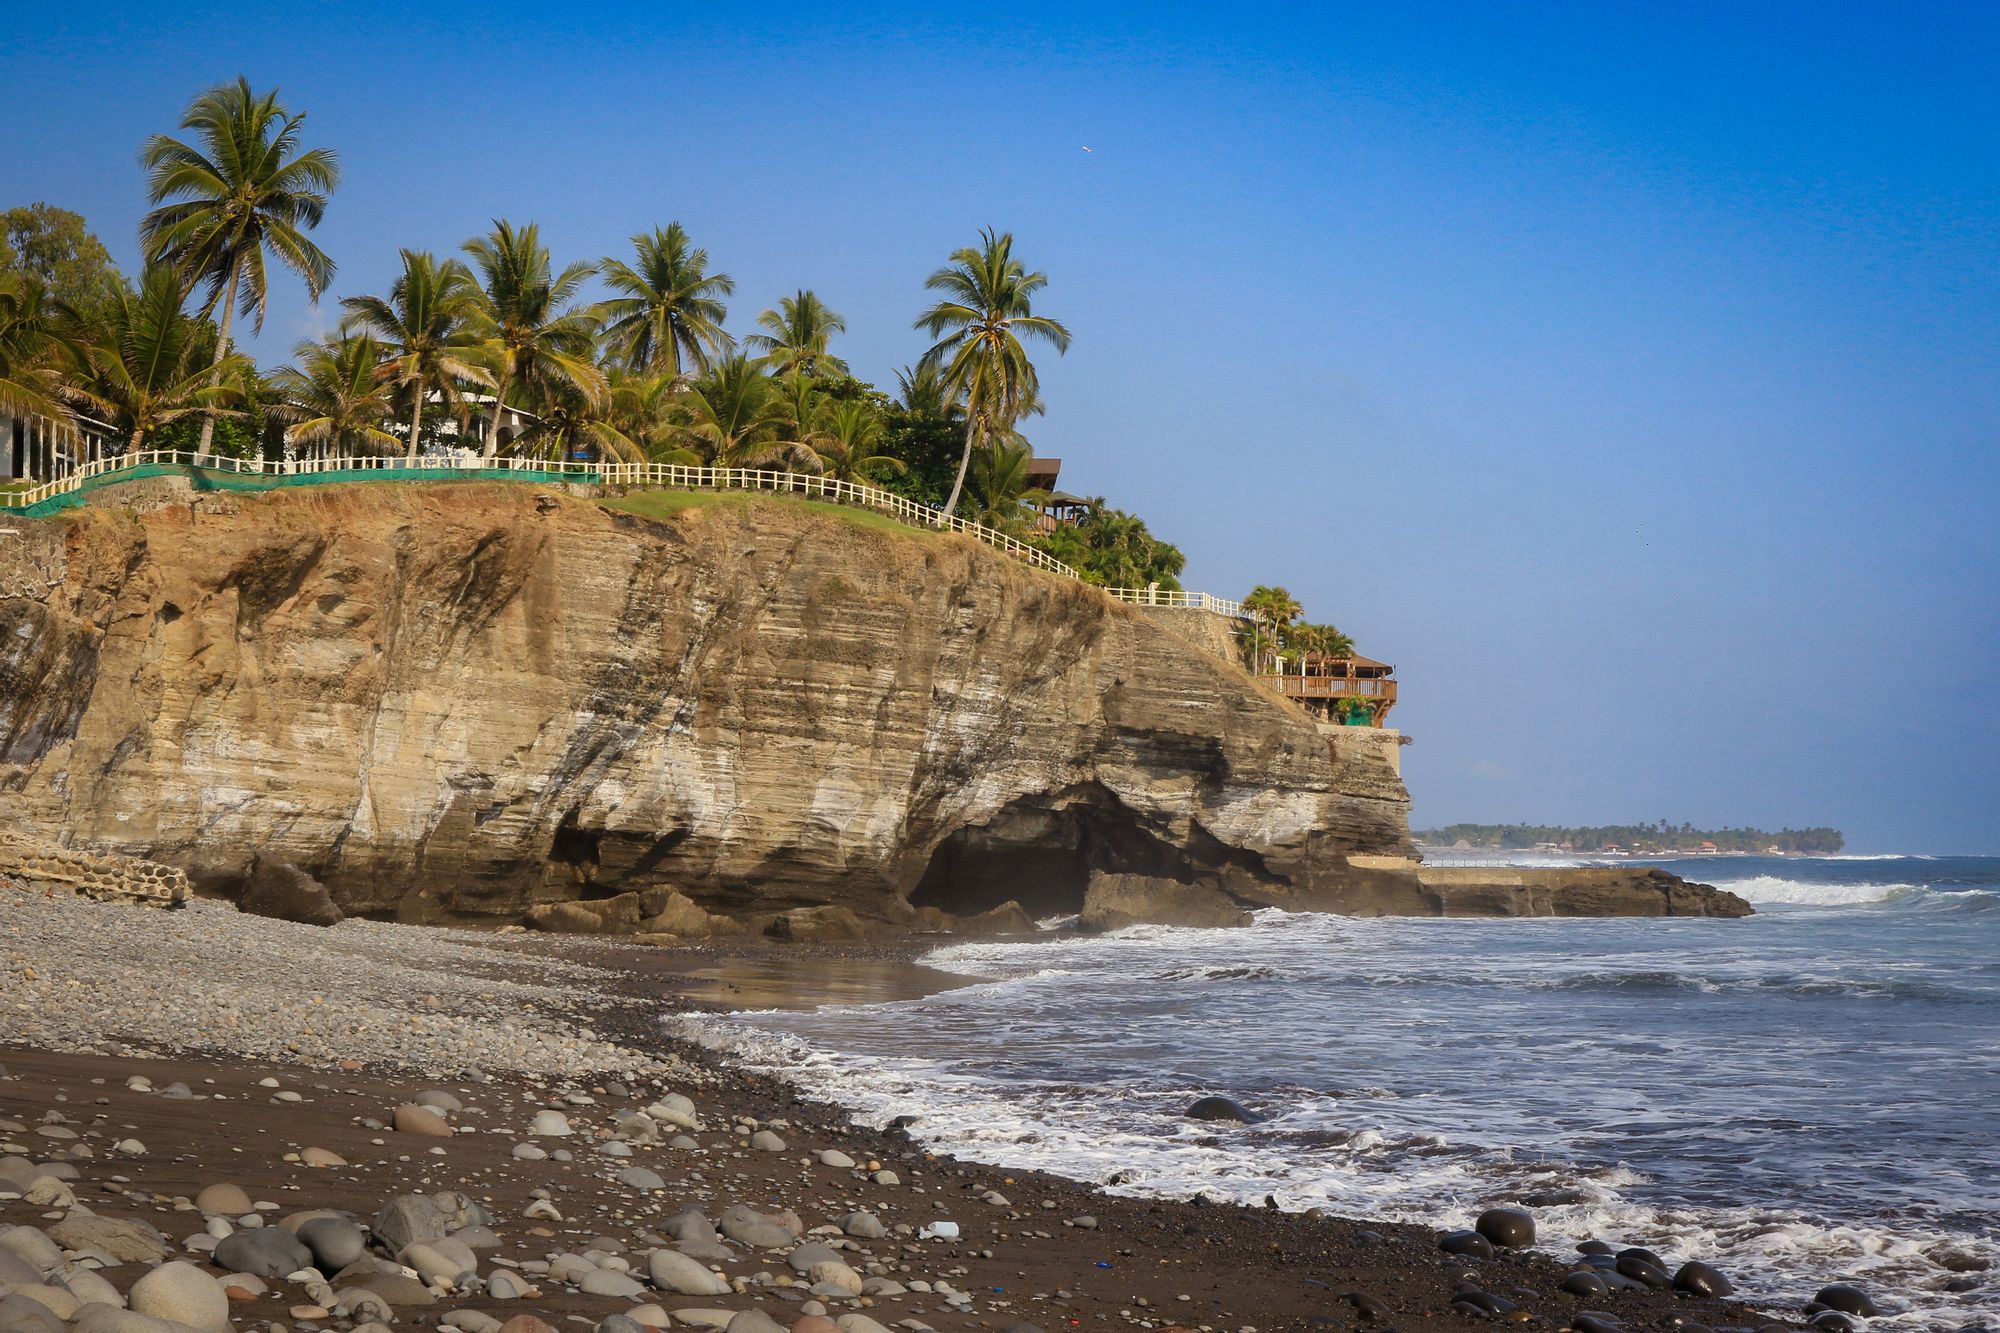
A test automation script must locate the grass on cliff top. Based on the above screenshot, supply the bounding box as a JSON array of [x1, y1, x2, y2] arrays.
[[596, 488, 916, 537]]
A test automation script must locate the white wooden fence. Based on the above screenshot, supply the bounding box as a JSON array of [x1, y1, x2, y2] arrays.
[[2, 449, 1251, 620]]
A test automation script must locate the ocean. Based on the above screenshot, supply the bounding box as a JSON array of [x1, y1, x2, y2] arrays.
[[679, 855, 2000, 1330]]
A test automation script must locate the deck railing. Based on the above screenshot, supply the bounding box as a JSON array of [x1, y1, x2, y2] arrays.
[[1270, 674, 1398, 702], [1, 449, 1251, 619]]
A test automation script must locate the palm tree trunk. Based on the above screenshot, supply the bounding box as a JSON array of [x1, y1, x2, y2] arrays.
[[196, 257, 243, 464], [406, 390, 424, 462], [484, 372, 510, 460], [941, 411, 977, 521]]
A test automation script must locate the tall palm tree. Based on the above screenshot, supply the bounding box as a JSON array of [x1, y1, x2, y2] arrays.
[[597, 224, 733, 378], [340, 250, 490, 459], [140, 77, 339, 460], [67, 265, 248, 453], [268, 334, 398, 459], [0, 273, 72, 422], [745, 289, 848, 378], [658, 354, 815, 469], [813, 399, 904, 485], [461, 219, 604, 457], [913, 228, 1070, 517]]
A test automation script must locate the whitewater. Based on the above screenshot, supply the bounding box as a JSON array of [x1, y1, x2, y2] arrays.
[[679, 855, 2000, 1330]]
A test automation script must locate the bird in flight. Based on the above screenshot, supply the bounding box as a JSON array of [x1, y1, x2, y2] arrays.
[[1082, 146, 1095, 153]]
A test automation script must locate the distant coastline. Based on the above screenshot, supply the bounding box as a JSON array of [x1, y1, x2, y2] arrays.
[[1415, 821, 1843, 856]]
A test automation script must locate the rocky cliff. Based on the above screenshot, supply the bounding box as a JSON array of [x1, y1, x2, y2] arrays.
[[0, 482, 1431, 929]]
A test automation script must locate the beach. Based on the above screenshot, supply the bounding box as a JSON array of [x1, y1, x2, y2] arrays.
[[0, 888, 1806, 1333]]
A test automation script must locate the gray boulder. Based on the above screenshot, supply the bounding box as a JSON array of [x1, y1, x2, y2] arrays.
[[297, 1216, 366, 1270], [373, 1194, 451, 1253], [215, 1226, 314, 1278]]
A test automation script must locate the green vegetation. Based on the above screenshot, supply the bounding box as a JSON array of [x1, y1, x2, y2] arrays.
[[1415, 822, 1846, 854], [1237, 583, 1364, 673], [5, 78, 1188, 590]]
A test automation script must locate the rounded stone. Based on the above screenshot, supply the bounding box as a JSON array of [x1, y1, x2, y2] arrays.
[[394, 1103, 454, 1137], [195, 1183, 254, 1215], [1440, 1229, 1495, 1260], [649, 1249, 730, 1296], [529, 1110, 573, 1137], [1814, 1286, 1880, 1318], [579, 1270, 647, 1299], [129, 1260, 230, 1332], [1475, 1207, 1535, 1248], [497, 1317, 556, 1333], [618, 1166, 666, 1191], [415, 1089, 464, 1113], [215, 1226, 313, 1278], [750, 1130, 787, 1152], [1183, 1095, 1263, 1123], [297, 1217, 366, 1270], [1674, 1261, 1733, 1298], [1561, 1271, 1610, 1297], [794, 1319, 841, 1333], [816, 1150, 855, 1169], [1616, 1254, 1671, 1288]]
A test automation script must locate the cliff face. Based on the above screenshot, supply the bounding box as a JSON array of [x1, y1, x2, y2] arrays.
[[0, 483, 1418, 926]]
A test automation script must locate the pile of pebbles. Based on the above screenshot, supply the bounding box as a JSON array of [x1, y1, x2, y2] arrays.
[[0, 894, 666, 1079], [0, 1067, 1022, 1333], [1427, 1206, 1889, 1333]]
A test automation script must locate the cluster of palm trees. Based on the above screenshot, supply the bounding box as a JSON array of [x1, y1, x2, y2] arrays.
[[2, 78, 1187, 588], [1239, 585, 1356, 673]]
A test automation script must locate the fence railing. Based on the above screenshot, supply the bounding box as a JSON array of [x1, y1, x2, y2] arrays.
[[1105, 587, 1250, 620], [2, 449, 1252, 620]]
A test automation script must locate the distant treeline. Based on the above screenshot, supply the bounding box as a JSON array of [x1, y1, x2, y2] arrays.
[[1416, 822, 1845, 854]]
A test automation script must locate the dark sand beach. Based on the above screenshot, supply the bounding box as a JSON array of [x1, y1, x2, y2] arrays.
[[0, 891, 1806, 1333]]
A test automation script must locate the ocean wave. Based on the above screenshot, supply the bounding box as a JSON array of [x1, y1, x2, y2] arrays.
[[1708, 875, 1918, 906], [669, 1009, 2000, 1330]]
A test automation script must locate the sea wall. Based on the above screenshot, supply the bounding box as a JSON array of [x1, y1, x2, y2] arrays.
[[0, 483, 1422, 928]]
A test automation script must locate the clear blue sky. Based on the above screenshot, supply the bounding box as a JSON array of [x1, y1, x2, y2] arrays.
[[8, 3, 1996, 851]]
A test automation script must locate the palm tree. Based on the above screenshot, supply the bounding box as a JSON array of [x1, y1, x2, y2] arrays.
[[597, 224, 734, 378], [140, 77, 339, 460], [461, 219, 603, 457], [657, 354, 811, 468], [813, 400, 905, 485], [67, 265, 248, 453], [1242, 585, 1304, 674], [746, 290, 848, 378], [340, 250, 490, 460], [892, 360, 961, 420], [913, 228, 1070, 517], [268, 334, 398, 459], [968, 438, 1037, 529], [510, 379, 647, 465], [0, 273, 72, 422]]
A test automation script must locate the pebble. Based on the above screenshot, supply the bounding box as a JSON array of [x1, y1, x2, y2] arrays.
[[194, 1182, 254, 1215], [529, 1110, 574, 1136], [394, 1103, 454, 1136], [1814, 1285, 1881, 1317]]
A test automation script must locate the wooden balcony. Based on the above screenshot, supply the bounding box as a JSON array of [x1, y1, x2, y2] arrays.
[[1264, 655, 1397, 725]]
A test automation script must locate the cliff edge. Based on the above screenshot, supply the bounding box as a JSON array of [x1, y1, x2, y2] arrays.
[[1, 483, 1426, 929]]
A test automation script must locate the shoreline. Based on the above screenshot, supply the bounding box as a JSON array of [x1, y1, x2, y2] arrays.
[[0, 891, 1810, 1332]]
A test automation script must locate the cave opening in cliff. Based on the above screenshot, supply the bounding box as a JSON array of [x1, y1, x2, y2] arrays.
[[908, 788, 1195, 920]]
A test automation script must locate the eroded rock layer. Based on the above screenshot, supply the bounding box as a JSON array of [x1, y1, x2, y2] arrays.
[[1, 484, 1425, 927]]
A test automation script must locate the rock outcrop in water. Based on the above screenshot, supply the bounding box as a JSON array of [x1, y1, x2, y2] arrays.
[[0, 482, 1749, 930]]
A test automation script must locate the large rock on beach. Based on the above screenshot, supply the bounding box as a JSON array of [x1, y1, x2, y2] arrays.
[[238, 855, 343, 926], [1474, 1207, 1535, 1248], [214, 1226, 313, 1278], [649, 1249, 730, 1296], [1081, 873, 1254, 932]]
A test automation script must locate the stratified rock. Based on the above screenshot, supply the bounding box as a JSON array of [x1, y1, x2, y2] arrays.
[[1080, 873, 1253, 932], [239, 855, 343, 926], [0, 488, 1412, 924]]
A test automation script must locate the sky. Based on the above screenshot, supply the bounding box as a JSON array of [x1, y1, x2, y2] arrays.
[[6, 2, 1996, 851]]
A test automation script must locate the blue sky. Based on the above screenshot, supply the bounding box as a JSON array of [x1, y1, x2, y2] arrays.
[[7, 3, 1996, 850]]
